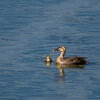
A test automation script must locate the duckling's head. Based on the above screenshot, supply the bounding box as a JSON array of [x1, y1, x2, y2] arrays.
[[47, 55, 50, 59], [53, 45, 66, 52]]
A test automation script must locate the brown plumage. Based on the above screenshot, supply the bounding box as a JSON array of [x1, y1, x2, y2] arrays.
[[53, 46, 88, 65]]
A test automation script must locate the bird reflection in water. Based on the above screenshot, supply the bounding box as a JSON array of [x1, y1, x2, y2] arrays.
[[45, 61, 52, 68], [55, 64, 84, 82], [56, 64, 84, 76]]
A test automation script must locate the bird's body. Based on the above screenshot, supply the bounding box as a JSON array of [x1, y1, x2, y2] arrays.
[[53, 46, 88, 65], [56, 56, 88, 65], [45, 55, 52, 62]]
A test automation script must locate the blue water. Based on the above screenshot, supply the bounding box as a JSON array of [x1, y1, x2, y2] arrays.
[[0, 0, 100, 100]]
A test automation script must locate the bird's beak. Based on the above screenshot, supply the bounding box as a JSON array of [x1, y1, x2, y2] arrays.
[[53, 48, 59, 52]]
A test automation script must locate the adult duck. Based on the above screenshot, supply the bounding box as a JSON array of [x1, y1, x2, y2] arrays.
[[53, 46, 88, 65]]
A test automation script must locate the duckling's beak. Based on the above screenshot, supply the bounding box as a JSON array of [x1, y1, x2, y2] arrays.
[[53, 48, 59, 52]]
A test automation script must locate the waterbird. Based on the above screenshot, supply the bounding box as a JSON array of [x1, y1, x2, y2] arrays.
[[53, 45, 88, 65], [45, 55, 52, 62]]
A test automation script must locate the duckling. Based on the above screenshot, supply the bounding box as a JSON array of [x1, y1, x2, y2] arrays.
[[45, 55, 52, 62], [53, 45, 88, 65]]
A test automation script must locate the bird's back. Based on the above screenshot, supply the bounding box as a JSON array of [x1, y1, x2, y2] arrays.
[[63, 57, 88, 64]]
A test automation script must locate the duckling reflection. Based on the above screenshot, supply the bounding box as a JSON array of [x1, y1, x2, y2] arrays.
[[56, 63, 84, 76], [45, 61, 51, 68]]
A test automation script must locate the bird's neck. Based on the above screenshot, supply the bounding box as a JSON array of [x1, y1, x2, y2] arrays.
[[60, 51, 65, 58]]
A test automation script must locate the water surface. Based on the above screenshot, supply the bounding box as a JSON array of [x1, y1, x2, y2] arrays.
[[0, 0, 100, 100]]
